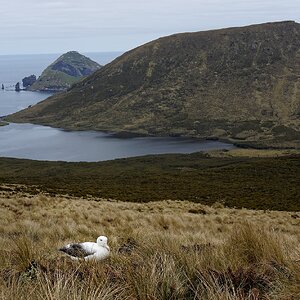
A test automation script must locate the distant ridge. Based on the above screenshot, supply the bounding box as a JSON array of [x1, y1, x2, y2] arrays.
[[7, 21, 300, 148], [28, 51, 101, 91]]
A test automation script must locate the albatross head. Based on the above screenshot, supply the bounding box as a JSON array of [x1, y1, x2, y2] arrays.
[[96, 236, 109, 248]]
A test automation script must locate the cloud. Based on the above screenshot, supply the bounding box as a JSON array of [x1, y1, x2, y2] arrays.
[[0, 0, 299, 54]]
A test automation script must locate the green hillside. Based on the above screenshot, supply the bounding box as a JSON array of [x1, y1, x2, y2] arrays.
[[7, 22, 300, 148]]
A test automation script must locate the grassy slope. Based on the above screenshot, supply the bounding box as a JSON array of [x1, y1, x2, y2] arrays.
[[7, 21, 300, 148], [1, 189, 300, 299], [0, 153, 299, 211], [28, 51, 101, 91]]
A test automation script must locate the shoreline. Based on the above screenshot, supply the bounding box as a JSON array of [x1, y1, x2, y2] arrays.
[[4, 118, 300, 150]]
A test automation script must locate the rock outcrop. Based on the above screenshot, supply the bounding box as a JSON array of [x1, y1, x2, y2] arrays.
[[22, 75, 37, 88], [15, 82, 21, 92]]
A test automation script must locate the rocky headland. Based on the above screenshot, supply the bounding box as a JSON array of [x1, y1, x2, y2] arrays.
[[26, 51, 101, 92]]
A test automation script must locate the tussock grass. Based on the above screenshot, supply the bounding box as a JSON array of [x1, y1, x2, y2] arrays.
[[1, 189, 300, 299]]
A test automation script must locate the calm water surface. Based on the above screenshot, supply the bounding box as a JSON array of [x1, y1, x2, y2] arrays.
[[0, 123, 234, 162], [0, 90, 52, 116], [0, 53, 235, 162]]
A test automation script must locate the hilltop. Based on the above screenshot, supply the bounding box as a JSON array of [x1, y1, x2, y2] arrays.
[[7, 22, 300, 148], [27, 51, 101, 91]]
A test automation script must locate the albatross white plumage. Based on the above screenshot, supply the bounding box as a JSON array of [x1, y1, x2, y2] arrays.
[[59, 235, 110, 261]]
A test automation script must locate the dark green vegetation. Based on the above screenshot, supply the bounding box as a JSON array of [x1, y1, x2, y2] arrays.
[[0, 153, 299, 211], [7, 21, 300, 148], [27, 51, 101, 92]]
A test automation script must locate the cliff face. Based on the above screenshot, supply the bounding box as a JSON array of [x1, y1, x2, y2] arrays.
[[28, 51, 101, 92], [7, 22, 300, 148], [22, 75, 36, 88]]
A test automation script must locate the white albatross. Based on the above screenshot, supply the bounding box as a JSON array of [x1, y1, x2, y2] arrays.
[[59, 236, 110, 261]]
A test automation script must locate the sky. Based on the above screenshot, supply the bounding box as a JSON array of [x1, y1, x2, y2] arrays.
[[0, 0, 299, 55]]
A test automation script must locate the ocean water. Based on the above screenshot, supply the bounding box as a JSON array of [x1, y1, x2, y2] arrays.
[[0, 52, 123, 116], [0, 52, 123, 86], [0, 53, 235, 162]]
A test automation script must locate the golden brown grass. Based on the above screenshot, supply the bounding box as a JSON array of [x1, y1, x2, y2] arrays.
[[1, 185, 300, 299]]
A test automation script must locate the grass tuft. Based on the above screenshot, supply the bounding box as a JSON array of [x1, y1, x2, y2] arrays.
[[1, 191, 300, 299]]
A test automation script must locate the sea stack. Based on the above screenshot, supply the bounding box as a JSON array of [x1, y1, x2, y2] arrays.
[[15, 82, 21, 92]]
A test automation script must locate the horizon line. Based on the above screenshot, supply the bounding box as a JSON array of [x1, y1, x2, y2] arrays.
[[0, 50, 125, 57]]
